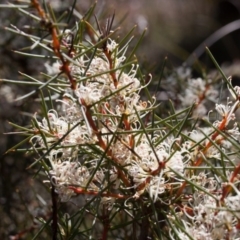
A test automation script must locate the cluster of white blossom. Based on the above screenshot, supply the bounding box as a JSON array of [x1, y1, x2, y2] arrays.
[[31, 38, 190, 205], [167, 76, 240, 239], [31, 35, 240, 239], [170, 186, 240, 239], [7, 1, 240, 238], [179, 77, 218, 118]]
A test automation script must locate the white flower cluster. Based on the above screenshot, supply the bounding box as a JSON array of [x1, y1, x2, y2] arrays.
[[167, 79, 240, 239], [31, 39, 190, 204], [31, 35, 240, 238], [8, 2, 240, 238], [170, 187, 240, 240], [179, 77, 218, 118]]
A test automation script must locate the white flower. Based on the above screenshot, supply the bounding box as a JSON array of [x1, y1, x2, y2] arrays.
[[44, 61, 61, 75], [75, 82, 103, 105], [179, 78, 218, 118], [50, 161, 94, 202], [225, 194, 240, 218], [32, 109, 97, 160], [165, 150, 185, 177], [227, 77, 240, 100], [106, 39, 118, 52], [176, 66, 191, 80], [215, 100, 239, 126]]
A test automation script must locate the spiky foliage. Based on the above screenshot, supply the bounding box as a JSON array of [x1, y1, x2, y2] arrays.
[[2, 1, 240, 239]]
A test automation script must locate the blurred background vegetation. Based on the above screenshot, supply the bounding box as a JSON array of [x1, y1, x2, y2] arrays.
[[1, 0, 240, 238]]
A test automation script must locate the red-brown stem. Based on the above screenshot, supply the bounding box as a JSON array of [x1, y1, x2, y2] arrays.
[[31, 0, 46, 19], [81, 99, 107, 149], [68, 186, 129, 199], [194, 116, 227, 167], [129, 134, 135, 148], [9, 226, 36, 240], [176, 115, 228, 198], [103, 49, 118, 88], [221, 163, 240, 201], [100, 209, 110, 240], [123, 114, 130, 131], [31, 0, 77, 90], [197, 84, 210, 105], [236, 220, 240, 229], [122, 113, 135, 148], [136, 161, 165, 194], [81, 99, 131, 187]]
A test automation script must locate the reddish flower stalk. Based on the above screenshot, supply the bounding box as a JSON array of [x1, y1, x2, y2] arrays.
[[136, 161, 165, 197], [103, 48, 118, 88], [81, 99, 131, 187], [176, 105, 234, 198], [221, 163, 240, 201], [31, 0, 77, 89], [100, 209, 110, 240], [9, 226, 36, 240], [197, 84, 210, 106], [68, 186, 129, 199]]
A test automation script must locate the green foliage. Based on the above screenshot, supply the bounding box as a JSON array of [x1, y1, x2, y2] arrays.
[[2, 1, 240, 239]]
